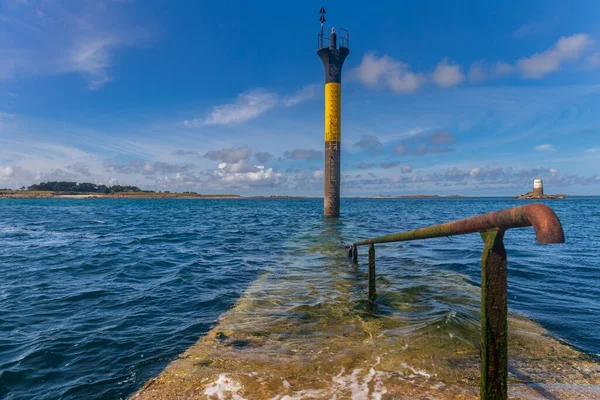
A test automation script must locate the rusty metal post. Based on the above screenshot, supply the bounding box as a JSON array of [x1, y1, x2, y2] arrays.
[[480, 229, 508, 400], [324, 142, 341, 217], [368, 243, 376, 302], [352, 245, 358, 263]]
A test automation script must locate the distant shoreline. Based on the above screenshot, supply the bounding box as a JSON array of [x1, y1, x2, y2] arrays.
[[0, 191, 312, 199], [0, 192, 590, 199]]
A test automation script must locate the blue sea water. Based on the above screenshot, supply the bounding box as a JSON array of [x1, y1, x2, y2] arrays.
[[0, 197, 598, 399]]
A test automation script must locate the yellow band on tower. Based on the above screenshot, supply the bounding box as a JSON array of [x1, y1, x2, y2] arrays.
[[324, 82, 341, 142]]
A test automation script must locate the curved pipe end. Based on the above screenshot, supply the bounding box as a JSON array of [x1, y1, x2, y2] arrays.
[[521, 203, 565, 244]]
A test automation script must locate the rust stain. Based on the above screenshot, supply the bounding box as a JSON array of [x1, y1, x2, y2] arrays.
[[354, 204, 565, 246]]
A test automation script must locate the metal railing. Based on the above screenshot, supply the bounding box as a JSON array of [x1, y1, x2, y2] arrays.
[[318, 28, 350, 50], [348, 203, 565, 400]]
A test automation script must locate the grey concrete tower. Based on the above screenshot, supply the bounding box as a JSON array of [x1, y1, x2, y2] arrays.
[[317, 8, 349, 217]]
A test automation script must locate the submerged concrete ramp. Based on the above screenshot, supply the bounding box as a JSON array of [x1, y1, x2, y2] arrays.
[[132, 233, 600, 399]]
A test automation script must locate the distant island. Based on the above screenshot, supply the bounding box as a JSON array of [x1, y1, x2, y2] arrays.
[[0, 181, 240, 199], [372, 194, 466, 199], [515, 178, 565, 199], [515, 192, 566, 200]]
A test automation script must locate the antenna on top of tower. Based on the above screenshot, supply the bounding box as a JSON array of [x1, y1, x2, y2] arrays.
[[318, 7, 326, 48]]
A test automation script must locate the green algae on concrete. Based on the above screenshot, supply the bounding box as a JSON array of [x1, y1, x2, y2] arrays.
[[132, 230, 599, 399]]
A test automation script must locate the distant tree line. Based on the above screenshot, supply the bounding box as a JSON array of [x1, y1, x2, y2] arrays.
[[28, 181, 144, 193]]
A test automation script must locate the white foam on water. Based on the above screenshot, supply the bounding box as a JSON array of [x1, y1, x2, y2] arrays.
[[332, 368, 372, 398], [370, 368, 389, 400], [271, 358, 391, 400], [330, 361, 391, 399], [203, 374, 247, 400], [445, 310, 457, 323], [400, 362, 432, 379]]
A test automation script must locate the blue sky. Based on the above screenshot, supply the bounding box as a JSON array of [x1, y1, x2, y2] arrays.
[[0, 0, 599, 195]]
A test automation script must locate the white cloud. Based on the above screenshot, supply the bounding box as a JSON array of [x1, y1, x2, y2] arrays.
[[0, 165, 18, 178], [283, 84, 320, 107], [351, 52, 426, 93], [517, 34, 594, 78], [585, 147, 599, 153], [534, 144, 556, 151], [213, 161, 283, 187], [432, 59, 465, 88], [468, 60, 514, 83], [400, 165, 412, 173]]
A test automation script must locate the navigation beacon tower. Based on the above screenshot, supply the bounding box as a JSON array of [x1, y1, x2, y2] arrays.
[[533, 178, 544, 196], [317, 7, 349, 217]]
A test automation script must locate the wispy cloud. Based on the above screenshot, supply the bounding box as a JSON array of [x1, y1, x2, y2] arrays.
[[393, 131, 457, 156], [513, 19, 557, 38], [534, 144, 556, 151], [517, 34, 594, 78], [356, 162, 374, 169], [103, 160, 193, 175], [585, 147, 599, 153], [203, 146, 251, 163], [353, 135, 382, 155], [583, 52, 600, 70], [468, 60, 514, 83], [379, 161, 401, 169], [254, 151, 273, 164], [197, 90, 278, 126], [65, 162, 91, 176], [283, 149, 322, 161], [185, 84, 319, 127], [61, 37, 119, 90], [283, 84, 320, 107], [0, 1, 152, 89]]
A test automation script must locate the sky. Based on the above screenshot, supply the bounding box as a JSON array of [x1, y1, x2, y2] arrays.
[[1, 0, 599, 196]]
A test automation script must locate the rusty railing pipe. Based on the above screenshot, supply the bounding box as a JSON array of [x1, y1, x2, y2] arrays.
[[352, 204, 564, 247], [348, 203, 565, 400]]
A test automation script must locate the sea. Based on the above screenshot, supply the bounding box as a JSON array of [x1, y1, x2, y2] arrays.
[[0, 197, 598, 399]]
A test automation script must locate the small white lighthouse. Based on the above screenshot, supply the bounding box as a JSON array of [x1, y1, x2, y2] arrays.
[[533, 178, 543, 196]]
